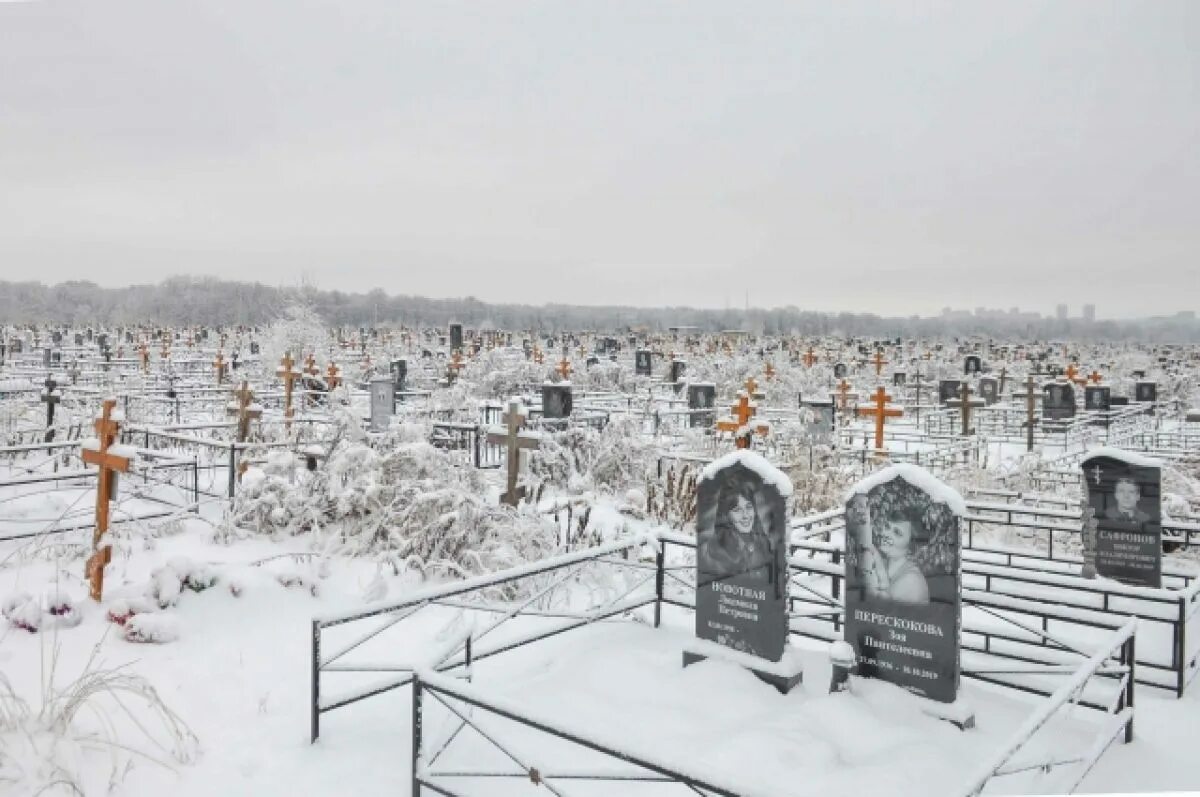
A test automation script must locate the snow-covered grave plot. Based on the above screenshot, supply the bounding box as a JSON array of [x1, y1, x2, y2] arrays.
[[3, 321, 1200, 794]]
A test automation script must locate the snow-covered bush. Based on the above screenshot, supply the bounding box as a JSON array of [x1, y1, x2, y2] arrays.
[[528, 416, 657, 495], [259, 303, 331, 382]]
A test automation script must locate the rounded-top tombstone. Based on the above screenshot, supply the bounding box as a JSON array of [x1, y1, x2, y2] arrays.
[[686, 450, 800, 691], [843, 464, 964, 705]]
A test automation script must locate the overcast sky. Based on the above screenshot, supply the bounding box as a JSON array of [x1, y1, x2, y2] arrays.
[[1, 1, 1197, 318]]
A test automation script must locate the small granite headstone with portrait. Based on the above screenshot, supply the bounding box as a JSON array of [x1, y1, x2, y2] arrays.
[[687, 383, 716, 428], [1084, 386, 1111, 413], [976, 377, 998, 405], [1081, 450, 1162, 588], [635, 350, 652, 377], [449, 324, 463, 352], [893, 371, 907, 387], [669, 359, 686, 384], [1042, 382, 1076, 420], [833, 362, 848, 379], [541, 382, 573, 420], [964, 355, 981, 375], [938, 380, 961, 406], [802, 399, 835, 443], [844, 464, 964, 706], [1135, 381, 1157, 404], [684, 451, 800, 692]]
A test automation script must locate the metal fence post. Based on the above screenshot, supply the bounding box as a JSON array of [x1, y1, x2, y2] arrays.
[[411, 675, 424, 795], [654, 543, 665, 628], [311, 619, 321, 743]]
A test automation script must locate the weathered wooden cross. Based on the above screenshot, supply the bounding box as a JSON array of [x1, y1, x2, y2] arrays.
[[871, 349, 889, 377], [803, 347, 818, 368], [764, 362, 776, 380], [556, 355, 572, 380], [139, 342, 150, 373], [946, 381, 981, 436], [1086, 369, 1103, 385], [716, 391, 769, 450], [228, 380, 262, 445], [1022, 373, 1041, 452], [1064, 363, 1081, 384], [304, 353, 319, 377], [486, 398, 541, 506], [855, 386, 903, 454], [213, 351, 228, 385], [835, 378, 854, 413], [83, 399, 132, 602], [326, 362, 341, 390], [277, 352, 299, 428]]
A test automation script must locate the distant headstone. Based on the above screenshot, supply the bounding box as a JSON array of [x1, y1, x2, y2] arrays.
[[390, 358, 408, 391], [541, 382, 573, 419], [686, 451, 799, 691], [977, 377, 998, 405], [687, 383, 716, 428], [586, 355, 599, 369], [1042, 382, 1076, 420], [833, 362, 848, 379], [1084, 386, 1111, 412], [368, 377, 395, 433], [449, 324, 464, 352], [74, 333, 83, 346], [802, 399, 835, 443], [844, 465, 963, 704], [250, 341, 261, 355], [892, 371, 907, 387], [938, 380, 960, 405], [964, 355, 981, 375], [669, 359, 686, 384], [635, 350, 652, 377], [1134, 381, 1157, 403], [1081, 451, 1162, 588]]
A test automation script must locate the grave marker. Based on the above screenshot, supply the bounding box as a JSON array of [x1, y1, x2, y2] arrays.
[[1081, 450, 1162, 588], [486, 398, 541, 506], [844, 465, 964, 704], [856, 386, 902, 453], [83, 399, 133, 602], [685, 451, 800, 692], [368, 376, 395, 433]]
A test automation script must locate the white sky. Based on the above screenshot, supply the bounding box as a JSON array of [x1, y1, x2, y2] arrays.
[[1, 1, 1197, 318]]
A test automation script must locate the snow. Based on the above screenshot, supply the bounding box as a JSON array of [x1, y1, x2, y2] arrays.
[[699, 449, 795, 497], [1081, 446, 1164, 468], [846, 462, 968, 515]]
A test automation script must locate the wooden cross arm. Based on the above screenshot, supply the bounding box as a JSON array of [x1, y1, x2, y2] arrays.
[[486, 430, 541, 449], [82, 445, 132, 473]]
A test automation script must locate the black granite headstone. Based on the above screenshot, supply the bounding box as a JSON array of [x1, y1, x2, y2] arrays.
[[541, 383, 573, 419], [892, 371, 907, 387], [833, 362, 848, 379], [1081, 452, 1162, 588], [1042, 382, 1076, 420], [669, 359, 686, 384], [964, 355, 981, 375], [977, 377, 998, 405], [449, 324, 463, 352], [1084, 386, 1111, 412], [938, 380, 961, 405], [691, 453, 790, 662], [687, 383, 716, 428], [635, 350, 652, 377], [1134, 381, 1157, 403], [844, 466, 963, 704]]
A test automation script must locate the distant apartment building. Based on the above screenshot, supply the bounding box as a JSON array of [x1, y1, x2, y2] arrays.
[[1056, 304, 1069, 321], [1082, 304, 1096, 322]]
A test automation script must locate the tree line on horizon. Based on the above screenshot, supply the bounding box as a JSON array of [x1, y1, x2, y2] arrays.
[[0, 276, 1196, 343]]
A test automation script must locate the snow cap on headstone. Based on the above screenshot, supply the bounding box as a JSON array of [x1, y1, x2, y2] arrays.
[[1082, 446, 1162, 468], [699, 450, 793, 497], [846, 462, 966, 516]]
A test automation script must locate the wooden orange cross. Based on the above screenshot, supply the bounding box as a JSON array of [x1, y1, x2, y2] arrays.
[[871, 349, 889, 376], [803, 347, 817, 368], [743, 376, 759, 396], [448, 350, 466, 374], [83, 399, 132, 602], [764, 362, 776, 380], [276, 353, 299, 427], [228, 380, 262, 445], [326, 362, 341, 390], [139, 342, 150, 373], [835, 378, 854, 413], [160, 341, 170, 361], [304, 353, 319, 377], [213, 351, 228, 385], [1064, 363, 1081, 384], [855, 386, 903, 453], [1087, 370, 1103, 385], [533, 346, 544, 365], [556, 357, 572, 380], [716, 392, 769, 450]]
